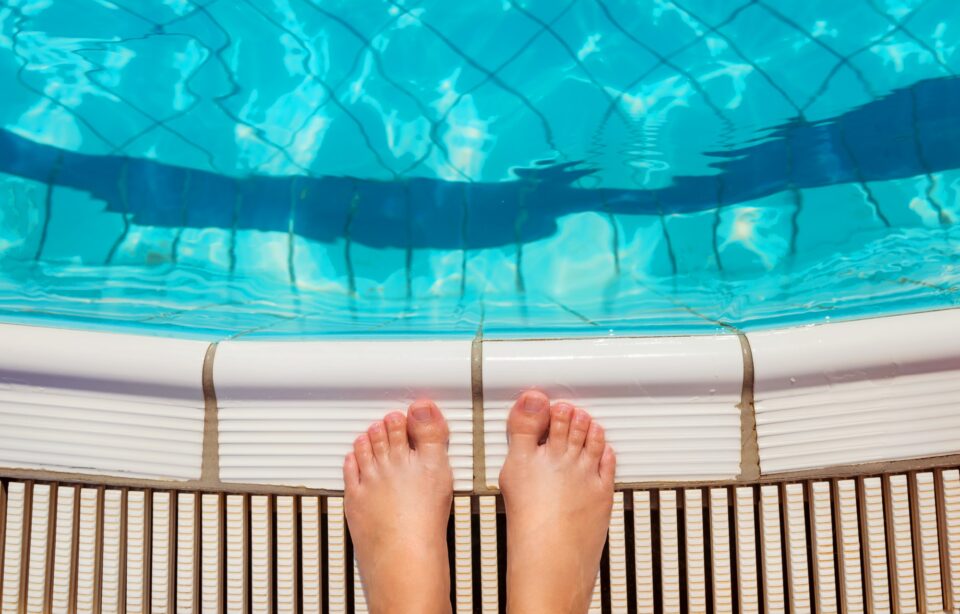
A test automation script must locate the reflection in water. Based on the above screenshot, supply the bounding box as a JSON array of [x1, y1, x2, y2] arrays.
[[1, 76, 958, 253]]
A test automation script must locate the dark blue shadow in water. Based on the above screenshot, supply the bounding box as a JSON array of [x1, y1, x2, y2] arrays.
[[0, 76, 957, 251]]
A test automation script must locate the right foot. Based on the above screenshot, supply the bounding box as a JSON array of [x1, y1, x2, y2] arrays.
[[499, 390, 616, 614]]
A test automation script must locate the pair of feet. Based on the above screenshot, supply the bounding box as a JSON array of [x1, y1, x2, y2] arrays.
[[344, 390, 616, 614]]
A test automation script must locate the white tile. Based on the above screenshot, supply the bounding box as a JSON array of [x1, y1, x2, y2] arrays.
[[75, 488, 98, 614], [300, 497, 323, 614], [659, 490, 681, 614], [733, 487, 760, 614], [0, 324, 206, 480], [176, 493, 198, 614], [215, 340, 474, 490], [861, 477, 891, 612], [809, 482, 838, 614], [250, 496, 272, 614], [478, 496, 499, 614], [888, 475, 917, 613], [835, 480, 864, 614], [25, 484, 51, 614], [709, 488, 733, 614], [327, 497, 347, 614], [783, 483, 811, 614], [748, 309, 960, 473], [225, 495, 246, 614], [1, 482, 25, 614], [633, 491, 654, 614], [759, 485, 785, 614], [453, 497, 474, 614], [200, 494, 222, 614], [482, 336, 743, 486], [941, 470, 960, 612], [151, 492, 173, 614], [608, 493, 628, 613], [101, 489, 123, 614], [684, 489, 707, 614], [125, 490, 147, 613], [52, 486, 77, 613], [276, 497, 298, 614], [915, 472, 944, 612]]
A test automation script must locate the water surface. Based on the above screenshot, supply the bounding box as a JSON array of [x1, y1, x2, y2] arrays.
[[0, 0, 958, 338]]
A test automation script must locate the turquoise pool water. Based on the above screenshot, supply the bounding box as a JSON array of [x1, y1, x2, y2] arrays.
[[0, 0, 958, 339]]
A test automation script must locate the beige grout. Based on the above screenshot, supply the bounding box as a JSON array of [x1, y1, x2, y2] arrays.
[[471, 332, 499, 495], [737, 333, 761, 482], [200, 342, 221, 488]]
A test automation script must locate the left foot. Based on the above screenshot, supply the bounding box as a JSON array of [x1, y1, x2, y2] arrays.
[[343, 400, 453, 614]]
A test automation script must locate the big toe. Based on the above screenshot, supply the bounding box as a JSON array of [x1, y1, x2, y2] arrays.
[[506, 390, 551, 454], [406, 400, 449, 453]]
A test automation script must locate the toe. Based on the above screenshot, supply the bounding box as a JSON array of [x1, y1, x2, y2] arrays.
[[599, 444, 616, 485], [583, 420, 606, 464], [506, 390, 551, 455], [567, 407, 591, 451], [546, 402, 573, 455], [353, 433, 375, 475], [406, 399, 449, 455], [368, 420, 389, 461], [384, 411, 408, 452], [343, 452, 360, 488]]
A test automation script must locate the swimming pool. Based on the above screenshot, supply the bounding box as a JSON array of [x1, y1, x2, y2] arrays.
[[3, 6, 960, 609], [0, 0, 958, 339]]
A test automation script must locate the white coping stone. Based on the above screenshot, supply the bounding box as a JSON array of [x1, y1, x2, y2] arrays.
[[748, 309, 960, 474], [214, 339, 474, 490], [0, 323, 206, 480], [482, 335, 744, 487]]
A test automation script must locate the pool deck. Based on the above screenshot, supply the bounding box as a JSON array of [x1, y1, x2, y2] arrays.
[[1, 307, 959, 494]]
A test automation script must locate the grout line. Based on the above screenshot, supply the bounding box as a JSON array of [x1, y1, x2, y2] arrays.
[[471, 331, 493, 494], [737, 333, 761, 482], [200, 343, 221, 487]]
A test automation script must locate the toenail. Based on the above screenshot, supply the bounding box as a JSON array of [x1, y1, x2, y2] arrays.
[[385, 413, 402, 426], [369, 422, 383, 434], [521, 392, 548, 414], [412, 404, 432, 422], [554, 402, 572, 417]]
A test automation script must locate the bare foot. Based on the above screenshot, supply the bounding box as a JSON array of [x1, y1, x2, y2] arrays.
[[343, 400, 453, 614], [499, 390, 616, 614]]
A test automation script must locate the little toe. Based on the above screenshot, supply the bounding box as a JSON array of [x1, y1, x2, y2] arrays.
[[583, 421, 606, 465], [546, 402, 573, 455], [506, 390, 551, 455], [567, 407, 591, 451], [599, 444, 617, 485], [406, 400, 450, 456], [353, 433, 375, 475], [384, 411, 408, 452], [343, 452, 360, 488], [368, 420, 389, 461]]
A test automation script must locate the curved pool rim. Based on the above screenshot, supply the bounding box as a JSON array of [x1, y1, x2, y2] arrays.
[[1, 305, 958, 495]]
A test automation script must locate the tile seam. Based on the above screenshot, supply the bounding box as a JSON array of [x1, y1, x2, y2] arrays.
[[471, 332, 492, 494], [200, 343, 220, 487], [737, 333, 761, 482]]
